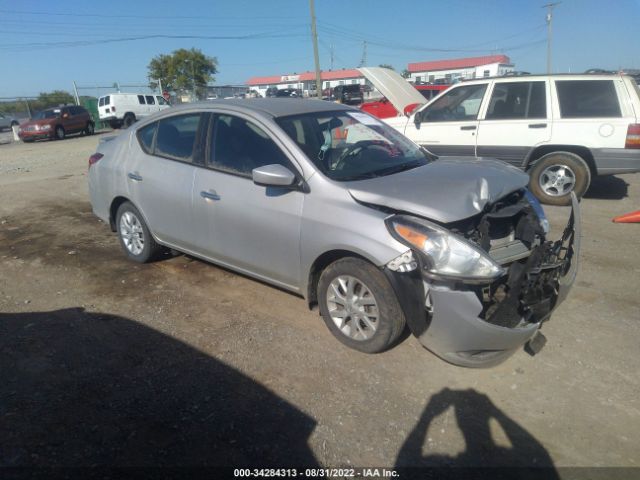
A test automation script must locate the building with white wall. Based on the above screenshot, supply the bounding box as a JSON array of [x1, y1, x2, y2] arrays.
[[407, 55, 514, 84], [247, 69, 366, 96]]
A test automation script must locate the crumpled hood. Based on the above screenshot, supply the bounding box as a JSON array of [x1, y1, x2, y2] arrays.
[[346, 157, 530, 223]]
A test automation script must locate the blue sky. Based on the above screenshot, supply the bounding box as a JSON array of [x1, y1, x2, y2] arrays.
[[1, 0, 639, 97]]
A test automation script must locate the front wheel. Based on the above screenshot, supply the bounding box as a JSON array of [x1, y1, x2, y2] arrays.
[[115, 202, 162, 263], [318, 257, 406, 353], [528, 152, 591, 206], [54, 125, 65, 140], [84, 122, 95, 135]]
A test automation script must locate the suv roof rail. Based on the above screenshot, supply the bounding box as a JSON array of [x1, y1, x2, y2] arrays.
[[502, 71, 531, 77]]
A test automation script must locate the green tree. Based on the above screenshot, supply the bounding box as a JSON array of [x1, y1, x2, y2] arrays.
[[379, 64, 395, 70], [35, 90, 75, 109], [148, 48, 218, 98], [401, 69, 411, 78]]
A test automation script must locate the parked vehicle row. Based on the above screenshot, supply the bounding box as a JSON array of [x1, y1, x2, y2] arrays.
[[359, 67, 640, 205], [18, 105, 94, 142], [0, 112, 20, 131], [88, 99, 580, 367]]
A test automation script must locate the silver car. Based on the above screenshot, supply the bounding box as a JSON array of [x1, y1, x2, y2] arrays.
[[88, 99, 580, 367]]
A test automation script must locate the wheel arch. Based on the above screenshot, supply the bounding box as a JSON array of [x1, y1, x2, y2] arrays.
[[525, 145, 597, 177], [109, 196, 130, 231], [306, 249, 373, 309]]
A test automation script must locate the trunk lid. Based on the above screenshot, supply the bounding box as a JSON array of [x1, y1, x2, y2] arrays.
[[346, 157, 530, 223]]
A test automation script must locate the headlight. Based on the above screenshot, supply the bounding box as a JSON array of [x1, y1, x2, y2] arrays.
[[524, 190, 550, 234], [40, 124, 51, 131], [386, 215, 505, 282]]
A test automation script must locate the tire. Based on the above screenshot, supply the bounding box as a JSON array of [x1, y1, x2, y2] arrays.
[[123, 114, 136, 129], [109, 120, 121, 130], [10, 121, 18, 128], [85, 121, 95, 135], [528, 152, 591, 206], [317, 257, 406, 353], [115, 202, 162, 263], [54, 125, 65, 140]]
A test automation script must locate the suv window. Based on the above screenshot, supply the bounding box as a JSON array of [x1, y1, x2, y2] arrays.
[[145, 95, 156, 105], [137, 95, 146, 105], [556, 80, 621, 118], [155, 114, 202, 160], [137, 122, 157, 154], [209, 114, 291, 176], [486, 81, 546, 119], [421, 84, 487, 122]]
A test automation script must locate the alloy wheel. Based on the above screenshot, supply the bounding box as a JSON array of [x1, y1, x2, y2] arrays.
[[326, 275, 379, 341]]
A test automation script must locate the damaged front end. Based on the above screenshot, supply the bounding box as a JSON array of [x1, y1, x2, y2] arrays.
[[384, 190, 581, 367]]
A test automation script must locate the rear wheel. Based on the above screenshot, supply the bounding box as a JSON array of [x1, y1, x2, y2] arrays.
[[318, 257, 406, 353], [115, 202, 162, 263], [123, 113, 136, 128], [84, 121, 95, 135], [528, 152, 591, 205], [54, 125, 65, 140]]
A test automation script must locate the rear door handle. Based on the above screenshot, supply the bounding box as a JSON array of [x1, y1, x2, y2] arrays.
[[127, 172, 143, 181], [460, 125, 477, 131], [528, 123, 547, 129], [200, 190, 221, 201]]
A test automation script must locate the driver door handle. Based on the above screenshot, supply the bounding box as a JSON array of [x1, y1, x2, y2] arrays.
[[200, 190, 221, 201], [529, 123, 548, 129], [460, 125, 477, 131]]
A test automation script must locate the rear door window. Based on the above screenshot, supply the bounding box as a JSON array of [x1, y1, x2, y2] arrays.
[[99, 97, 104, 107], [155, 114, 202, 160], [486, 81, 547, 119], [421, 84, 487, 122], [145, 95, 156, 105], [556, 80, 621, 118], [137, 95, 146, 105], [104, 96, 110, 106]]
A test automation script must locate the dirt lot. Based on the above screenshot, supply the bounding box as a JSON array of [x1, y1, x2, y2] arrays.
[[1, 133, 639, 471]]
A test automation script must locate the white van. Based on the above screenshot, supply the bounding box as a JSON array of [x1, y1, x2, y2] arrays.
[[361, 68, 640, 205], [98, 93, 170, 129]]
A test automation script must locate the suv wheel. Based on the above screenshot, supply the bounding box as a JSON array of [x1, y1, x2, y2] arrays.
[[84, 122, 95, 135], [528, 152, 591, 206], [54, 125, 65, 140], [123, 114, 136, 128], [318, 257, 406, 353], [115, 202, 162, 263]]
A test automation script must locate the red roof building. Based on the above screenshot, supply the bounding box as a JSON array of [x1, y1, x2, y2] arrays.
[[407, 55, 513, 83], [247, 69, 366, 95]]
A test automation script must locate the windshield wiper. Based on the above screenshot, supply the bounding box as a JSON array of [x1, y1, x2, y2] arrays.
[[370, 160, 425, 177]]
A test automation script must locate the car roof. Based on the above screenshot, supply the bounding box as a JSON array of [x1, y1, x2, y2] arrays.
[[166, 98, 355, 118], [456, 73, 630, 84]]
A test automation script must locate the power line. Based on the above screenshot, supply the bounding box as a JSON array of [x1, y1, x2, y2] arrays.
[[0, 8, 305, 20]]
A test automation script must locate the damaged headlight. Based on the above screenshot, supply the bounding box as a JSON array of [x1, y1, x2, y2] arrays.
[[525, 190, 550, 234], [386, 215, 505, 282]]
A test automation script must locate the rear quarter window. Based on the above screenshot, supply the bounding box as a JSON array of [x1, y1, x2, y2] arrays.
[[137, 122, 157, 154], [556, 80, 621, 118]]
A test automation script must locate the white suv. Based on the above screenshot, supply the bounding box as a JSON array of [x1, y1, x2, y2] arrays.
[[375, 71, 640, 205], [98, 93, 170, 129]]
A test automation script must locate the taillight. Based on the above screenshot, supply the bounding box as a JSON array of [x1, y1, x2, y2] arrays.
[[88, 152, 103, 169], [626, 124, 640, 149]]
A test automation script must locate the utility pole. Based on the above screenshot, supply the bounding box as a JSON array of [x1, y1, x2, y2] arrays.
[[330, 44, 334, 71], [543, 2, 560, 74], [72, 81, 80, 105], [359, 41, 367, 67], [309, 0, 322, 99]]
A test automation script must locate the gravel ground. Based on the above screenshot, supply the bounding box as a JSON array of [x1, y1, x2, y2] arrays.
[[1, 134, 639, 472]]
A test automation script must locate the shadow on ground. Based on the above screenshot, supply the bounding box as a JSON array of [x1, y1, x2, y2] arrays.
[[396, 388, 558, 478], [584, 175, 629, 200], [1, 308, 318, 467]]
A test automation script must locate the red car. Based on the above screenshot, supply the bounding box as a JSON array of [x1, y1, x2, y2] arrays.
[[360, 83, 449, 119], [19, 105, 94, 142]]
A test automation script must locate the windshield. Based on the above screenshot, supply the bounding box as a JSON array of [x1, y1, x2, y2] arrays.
[[34, 110, 59, 120], [276, 110, 433, 181]]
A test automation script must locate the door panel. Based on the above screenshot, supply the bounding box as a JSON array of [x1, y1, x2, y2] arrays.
[[476, 81, 552, 167], [191, 113, 304, 288]]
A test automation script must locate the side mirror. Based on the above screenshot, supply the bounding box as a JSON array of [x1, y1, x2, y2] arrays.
[[413, 111, 422, 129], [252, 164, 296, 187]]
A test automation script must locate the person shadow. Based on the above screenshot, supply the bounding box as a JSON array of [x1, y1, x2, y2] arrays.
[[395, 388, 559, 479], [1, 308, 318, 469]]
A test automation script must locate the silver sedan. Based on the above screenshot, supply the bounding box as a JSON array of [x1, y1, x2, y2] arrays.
[[88, 99, 580, 367]]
